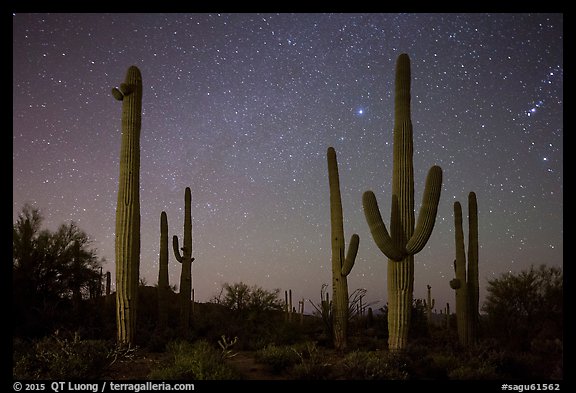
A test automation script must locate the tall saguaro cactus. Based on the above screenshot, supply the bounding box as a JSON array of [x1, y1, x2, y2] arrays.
[[450, 191, 479, 346], [362, 54, 443, 351], [157, 211, 170, 330], [173, 187, 195, 334], [112, 65, 142, 345], [327, 147, 360, 350]]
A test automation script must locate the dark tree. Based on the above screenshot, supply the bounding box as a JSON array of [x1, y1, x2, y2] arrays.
[[482, 264, 562, 351], [213, 282, 284, 314], [13, 204, 104, 337]]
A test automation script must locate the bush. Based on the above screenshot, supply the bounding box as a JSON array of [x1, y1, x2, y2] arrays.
[[341, 350, 409, 380], [13, 334, 112, 379], [254, 344, 301, 374], [290, 341, 333, 380], [148, 340, 242, 380]]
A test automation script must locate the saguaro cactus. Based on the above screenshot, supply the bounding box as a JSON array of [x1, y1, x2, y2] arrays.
[[157, 211, 170, 330], [450, 191, 479, 346], [327, 146, 360, 350], [105, 271, 111, 296], [362, 54, 443, 351], [424, 284, 435, 325], [112, 65, 142, 345], [173, 187, 195, 333]]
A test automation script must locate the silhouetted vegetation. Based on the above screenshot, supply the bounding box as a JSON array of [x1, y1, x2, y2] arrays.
[[12, 204, 562, 380], [13, 204, 105, 338]]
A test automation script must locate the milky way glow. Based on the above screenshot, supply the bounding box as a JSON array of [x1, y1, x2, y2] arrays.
[[12, 13, 563, 313]]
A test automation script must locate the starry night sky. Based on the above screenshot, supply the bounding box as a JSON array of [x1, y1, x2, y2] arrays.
[[12, 13, 563, 314]]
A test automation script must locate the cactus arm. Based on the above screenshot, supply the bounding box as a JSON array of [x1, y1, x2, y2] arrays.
[[362, 191, 405, 261], [111, 87, 124, 101], [119, 83, 132, 96], [467, 191, 479, 296], [454, 202, 466, 276], [467, 191, 479, 342], [341, 234, 359, 276], [450, 278, 461, 289], [172, 235, 183, 263], [405, 165, 443, 254]]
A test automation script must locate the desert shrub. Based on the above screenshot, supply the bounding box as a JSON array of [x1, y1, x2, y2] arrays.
[[290, 341, 334, 380], [148, 339, 242, 380], [448, 361, 499, 380], [427, 352, 458, 379], [482, 264, 562, 352], [254, 344, 301, 373], [13, 333, 112, 379], [341, 350, 409, 380]]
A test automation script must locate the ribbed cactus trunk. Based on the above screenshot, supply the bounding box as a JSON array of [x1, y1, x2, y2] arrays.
[[450, 191, 479, 346], [112, 65, 142, 346], [173, 187, 194, 334], [327, 147, 359, 351], [157, 211, 169, 330], [362, 54, 443, 351]]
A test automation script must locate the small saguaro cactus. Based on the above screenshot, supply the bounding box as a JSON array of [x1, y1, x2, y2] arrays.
[[362, 54, 443, 351], [112, 65, 142, 346], [105, 271, 111, 297], [173, 187, 195, 333], [157, 211, 170, 330], [298, 298, 305, 325], [450, 191, 479, 346], [285, 289, 293, 322], [327, 146, 360, 350], [424, 284, 435, 325]]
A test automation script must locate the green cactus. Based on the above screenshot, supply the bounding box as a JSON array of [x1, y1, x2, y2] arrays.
[[362, 54, 443, 351], [157, 211, 169, 330], [173, 187, 195, 333], [423, 284, 435, 325], [327, 146, 360, 350], [105, 271, 111, 297], [112, 65, 142, 345], [284, 289, 294, 322], [450, 191, 479, 346]]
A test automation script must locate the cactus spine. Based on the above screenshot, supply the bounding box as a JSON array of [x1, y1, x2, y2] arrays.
[[362, 54, 443, 351], [450, 191, 479, 346], [327, 146, 360, 350], [173, 187, 195, 333], [424, 284, 435, 325], [157, 211, 169, 330], [112, 65, 142, 345]]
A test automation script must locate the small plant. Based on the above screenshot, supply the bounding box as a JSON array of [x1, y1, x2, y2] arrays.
[[341, 350, 409, 380], [106, 342, 139, 366], [148, 340, 242, 380], [13, 333, 112, 379], [254, 344, 301, 374], [217, 335, 238, 360], [290, 341, 333, 380]]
